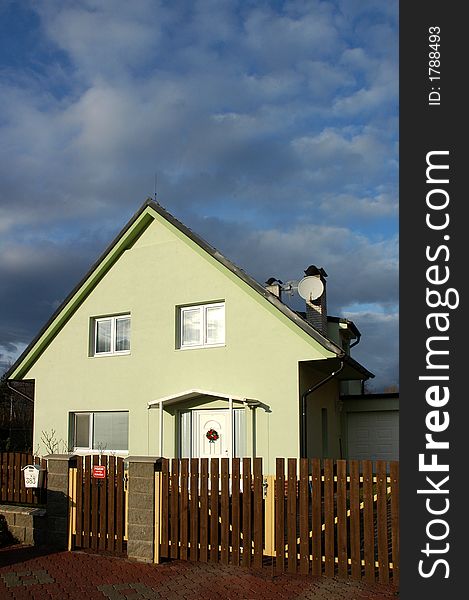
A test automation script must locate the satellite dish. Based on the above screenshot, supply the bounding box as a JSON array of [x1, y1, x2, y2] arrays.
[[297, 276, 324, 301]]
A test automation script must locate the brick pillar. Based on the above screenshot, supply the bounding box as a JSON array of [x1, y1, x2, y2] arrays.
[[126, 456, 161, 563], [43, 454, 72, 549]]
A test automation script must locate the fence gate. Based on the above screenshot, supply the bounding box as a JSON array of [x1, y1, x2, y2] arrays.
[[158, 457, 268, 567], [69, 455, 127, 556]]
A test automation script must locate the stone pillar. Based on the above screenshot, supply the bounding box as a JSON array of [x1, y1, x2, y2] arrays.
[[43, 454, 72, 549], [126, 456, 161, 563]]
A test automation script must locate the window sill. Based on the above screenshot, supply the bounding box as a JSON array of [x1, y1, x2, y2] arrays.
[[177, 344, 226, 351], [72, 449, 129, 456], [91, 351, 131, 358]]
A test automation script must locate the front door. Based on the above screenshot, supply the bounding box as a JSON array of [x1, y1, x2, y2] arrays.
[[192, 409, 231, 459]]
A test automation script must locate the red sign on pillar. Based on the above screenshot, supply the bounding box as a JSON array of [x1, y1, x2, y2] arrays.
[[92, 465, 106, 479]]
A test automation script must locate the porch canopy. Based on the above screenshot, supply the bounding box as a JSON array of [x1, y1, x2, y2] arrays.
[[147, 389, 259, 457]]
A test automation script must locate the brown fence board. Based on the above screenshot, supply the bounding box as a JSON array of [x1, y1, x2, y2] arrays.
[[210, 458, 219, 563], [190, 458, 199, 562], [13, 453, 21, 503], [349, 460, 361, 580], [24, 454, 33, 505], [253, 458, 263, 570], [286, 458, 297, 574], [19, 453, 26, 504], [324, 459, 335, 578], [199, 458, 209, 563], [180, 459, 189, 561], [90, 456, 99, 551], [311, 458, 322, 576], [376, 460, 389, 584], [362, 460, 375, 582], [8, 453, 14, 502], [390, 461, 400, 587], [337, 459, 348, 579], [107, 456, 116, 552], [5, 453, 11, 501], [0, 454, 4, 500], [220, 458, 230, 565], [231, 458, 241, 566], [160, 458, 169, 557], [170, 459, 179, 559], [8, 453, 15, 503], [116, 458, 125, 555], [299, 458, 309, 575], [98, 460, 107, 551], [242, 458, 252, 567], [83, 456, 91, 548], [275, 458, 285, 574], [75, 456, 84, 548]]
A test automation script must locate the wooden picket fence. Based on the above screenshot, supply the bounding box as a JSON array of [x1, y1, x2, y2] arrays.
[[156, 457, 399, 586], [68, 455, 128, 556], [0, 451, 47, 505], [274, 458, 399, 585]]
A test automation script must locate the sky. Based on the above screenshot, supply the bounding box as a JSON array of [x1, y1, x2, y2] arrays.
[[0, 0, 398, 391]]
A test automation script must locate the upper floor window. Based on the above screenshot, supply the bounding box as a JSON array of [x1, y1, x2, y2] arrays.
[[179, 302, 225, 348], [93, 314, 130, 356]]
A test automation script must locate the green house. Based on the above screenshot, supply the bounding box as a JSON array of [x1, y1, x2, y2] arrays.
[[7, 199, 373, 472]]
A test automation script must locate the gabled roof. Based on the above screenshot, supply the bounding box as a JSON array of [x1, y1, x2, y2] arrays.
[[7, 199, 373, 380]]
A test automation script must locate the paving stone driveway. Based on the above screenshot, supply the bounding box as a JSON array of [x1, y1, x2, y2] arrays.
[[0, 545, 399, 599]]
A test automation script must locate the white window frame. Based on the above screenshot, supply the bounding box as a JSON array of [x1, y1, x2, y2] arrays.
[[179, 302, 225, 349], [71, 411, 129, 454], [93, 314, 131, 356]]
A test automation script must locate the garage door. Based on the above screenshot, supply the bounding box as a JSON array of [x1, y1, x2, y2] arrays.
[[347, 411, 399, 461]]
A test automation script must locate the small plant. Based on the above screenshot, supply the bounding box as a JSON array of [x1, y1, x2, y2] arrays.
[[95, 442, 108, 455], [40, 429, 68, 455]]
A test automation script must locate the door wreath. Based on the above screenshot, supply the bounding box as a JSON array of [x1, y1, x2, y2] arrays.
[[206, 428, 219, 443]]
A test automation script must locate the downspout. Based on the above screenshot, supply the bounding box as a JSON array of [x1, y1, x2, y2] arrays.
[[6, 381, 34, 402], [350, 332, 361, 349], [301, 359, 345, 458], [349, 333, 362, 393]]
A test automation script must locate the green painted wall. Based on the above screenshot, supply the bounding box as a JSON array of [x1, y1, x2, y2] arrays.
[[299, 361, 344, 459], [25, 208, 339, 472]]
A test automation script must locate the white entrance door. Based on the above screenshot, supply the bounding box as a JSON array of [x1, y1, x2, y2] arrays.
[[192, 409, 231, 459]]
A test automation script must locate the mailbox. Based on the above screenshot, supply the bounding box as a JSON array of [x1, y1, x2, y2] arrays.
[[22, 464, 45, 489]]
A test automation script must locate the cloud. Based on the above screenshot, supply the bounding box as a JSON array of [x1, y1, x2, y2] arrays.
[[342, 310, 399, 390], [0, 233, 111, 355], [318, 191, 397, 221], [0, 1, 399, 389], [35, 0, 165, 82], [0, 342, 27, 375], [184, 213, 398, 310]]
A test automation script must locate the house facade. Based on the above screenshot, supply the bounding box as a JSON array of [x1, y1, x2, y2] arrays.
[[7, 199, 373, 472]]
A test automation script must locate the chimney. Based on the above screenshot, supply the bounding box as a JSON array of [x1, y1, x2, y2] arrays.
[[265, 277, 283, 300], [303, 265, 328, 334]]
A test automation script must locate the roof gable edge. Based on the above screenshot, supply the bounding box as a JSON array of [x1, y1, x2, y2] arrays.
[[7, 203, 155, 379]]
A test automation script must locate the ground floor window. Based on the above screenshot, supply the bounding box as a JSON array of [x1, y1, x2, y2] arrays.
[[71, 411, 129, 452]]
